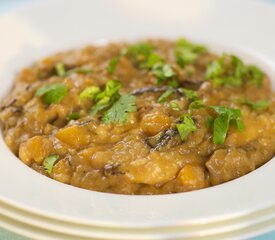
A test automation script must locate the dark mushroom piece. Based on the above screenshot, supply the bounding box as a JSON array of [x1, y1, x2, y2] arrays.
[[181, 80, 203, 90], [130, 80, 203, 97], [130, 86, 183, 96], [146, 128, 181, 151]]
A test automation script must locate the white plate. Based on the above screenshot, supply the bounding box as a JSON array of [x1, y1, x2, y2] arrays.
[[0, 0, 275, 239], [2, 194, 275, 240]]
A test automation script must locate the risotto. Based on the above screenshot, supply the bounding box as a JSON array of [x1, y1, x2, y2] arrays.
[[0, 38, 274, 194]]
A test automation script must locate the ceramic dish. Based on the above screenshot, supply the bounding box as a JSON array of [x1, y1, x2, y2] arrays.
[[0, 0, 275, 239]]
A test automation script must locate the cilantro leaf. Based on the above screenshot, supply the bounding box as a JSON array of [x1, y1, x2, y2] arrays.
[[180, 88, 205, 110], [90, 96, 112, 116], [158, 89, 173, 103], [104, 79, 122, 97], [176, 115, 197, 141], [127, 43, 153, 65], [102, 95, 137, 124], [79, 80, 122, 116], [90, 80, 122, 115], [43, 155, 59, 174], [244, 99, 271, 111], [167, 79, 179, 87], [80, 86, 100, 102], [211, 106, 245, 144], [67, 112, 81, 120], [175, 48, 198, 68], [211, 76, 242, 87], [246, 65, 264, 87], [206, 54, 264, 87], [213, 113, 230, 145], [145, 53, 163, 69], [107, 57, 119, 74], [189, 99, 205, 110], [35, 83, 68, 104], [175, 38, 207, 68], [206, 55, 246, 87], [152, 63, 176, 84], [55, 62, 66, 77], [181, 88, 199, 101], [205, 117, 214, 128], [232, 55, 247, 78], [206, 60, 224, 80], [55, 62, 92, 77], [170, 100, 180, 111]]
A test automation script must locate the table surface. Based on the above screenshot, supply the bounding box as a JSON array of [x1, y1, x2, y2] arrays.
[[0, 0, 275, 239]]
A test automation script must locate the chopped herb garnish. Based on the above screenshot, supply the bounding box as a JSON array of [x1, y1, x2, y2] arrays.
[[43, 155, 59, 174], [176, 114, 197, 141], [205, 61, 223, 79], [170, 100, 180, 111], [80, 80, 136, 124], [244, 99, 271, 110], [67, 112, 81, 120], [55, 62, 66, 77], [79, 80, 122, 115], [181, 88, 199, 101], [126, 43, 153, 66], [55, 62, 92, 77], [206, 54, 264, 87], [175, 38, 207, 68], [80, 86, 101, 102], [102, 95, 137, 124], [158, 89, 173, 103], [145, 53, 163, 69], [211, 76, 242, 87], [205, 117, 214, 129], [246, 65, 264, 87], [90, 80, 122, 115], [35, 83, 68, 104], [210, 106, 245, 145], [180, 88, 205, 110], [107, 57, 119, 74], [152, 63, 176, 84], [167, 79, 179, 87], [189, 99, 205, 110]]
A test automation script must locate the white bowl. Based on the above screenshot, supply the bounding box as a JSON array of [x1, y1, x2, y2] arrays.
[[1, 0, 275, 239]]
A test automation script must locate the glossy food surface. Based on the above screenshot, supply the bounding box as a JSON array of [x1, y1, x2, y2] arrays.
[[0, 39, 274, 194]]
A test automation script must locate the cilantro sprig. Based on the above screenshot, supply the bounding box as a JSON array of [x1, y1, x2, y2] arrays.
[[206, 54, 264, 87], [174, 105, 245, 145], [175, 38, 207, 68], [43, 155, 59, 174], [176, 114, 197, 141], [157, 89, 174, 103], [107, 57, 120, 74], [125, 42, 177, 86], [55, 62, 92, 77], [210, 106, 245, 145], [170, 100, 180, 111], [180, 88, 205, 110], [79, 80, 137, 124], [243, 99, 271, 111], [152, 63, 176, 85], [102, 95, 137, 124], [35, 83, 68, 104], [145, 53, 163, 69], [67, 112, 81, 120], [125, 43, 154, 67]]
